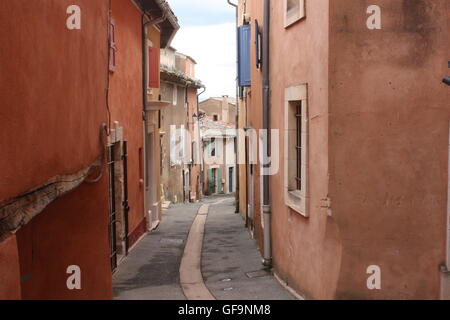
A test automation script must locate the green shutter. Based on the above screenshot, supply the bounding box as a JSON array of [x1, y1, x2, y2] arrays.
[[218, 168, 223, 193]]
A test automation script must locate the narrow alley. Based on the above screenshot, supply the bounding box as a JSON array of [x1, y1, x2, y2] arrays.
[[113, 195, 295, 300], [1, 0, 450, 306]]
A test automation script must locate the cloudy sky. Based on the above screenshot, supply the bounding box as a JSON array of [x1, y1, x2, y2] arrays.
[[168, 0, 237, 100]]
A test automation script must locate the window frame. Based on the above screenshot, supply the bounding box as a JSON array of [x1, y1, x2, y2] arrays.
[[284, 84, 309, 217], [109, 19, 116, 72], [284, 0, 306, 28]]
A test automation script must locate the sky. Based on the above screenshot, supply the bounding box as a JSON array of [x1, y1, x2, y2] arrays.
[[168, 0, 237, 99]]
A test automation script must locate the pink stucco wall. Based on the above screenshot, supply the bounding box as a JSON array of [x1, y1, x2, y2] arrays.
[[244, 0, 449, 299]]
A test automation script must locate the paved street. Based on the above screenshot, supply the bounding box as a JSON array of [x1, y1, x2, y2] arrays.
[[113, 195, 295, 300]]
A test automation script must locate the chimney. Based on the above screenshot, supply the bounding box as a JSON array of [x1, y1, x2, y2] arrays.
[[222, 95, 229, 123]]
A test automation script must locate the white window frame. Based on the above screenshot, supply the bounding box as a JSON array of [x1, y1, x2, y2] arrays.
[[284, 84, 309, 217], [284, 0, 306, 28]]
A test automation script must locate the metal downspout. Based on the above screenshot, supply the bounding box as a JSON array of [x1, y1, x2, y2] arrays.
[[227, 0, 240, 214], [262, 0, 272, 267], [197, 87, 206, 197]]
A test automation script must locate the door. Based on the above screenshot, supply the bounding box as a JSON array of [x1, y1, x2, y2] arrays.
[[217, 168, 223, 193], [248, 164, 255, 235], [108, 144, 118, 272], [122, 141, 130, 255], [196, 176, 201, 200], [208, 169, 215, 195], [229, 167, 234, 193], [146, 131, 159, 228], [184, 170, 190, 202]]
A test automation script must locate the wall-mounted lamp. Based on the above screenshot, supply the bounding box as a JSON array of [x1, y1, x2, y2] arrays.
[[443, 76, 450, 86], [443, 61, 450, 86]]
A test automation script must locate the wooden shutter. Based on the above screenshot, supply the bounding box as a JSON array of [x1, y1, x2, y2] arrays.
[[148, 46, 160, 88], [238, 25, 251, 87]]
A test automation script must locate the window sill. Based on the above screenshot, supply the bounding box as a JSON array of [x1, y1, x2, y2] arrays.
[[288, 190, 302, 200], [284, 16, 305, 29], [286, 190, 308, 217]]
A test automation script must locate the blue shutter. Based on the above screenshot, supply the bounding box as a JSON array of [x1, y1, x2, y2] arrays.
[[238, 25, 251, 87]]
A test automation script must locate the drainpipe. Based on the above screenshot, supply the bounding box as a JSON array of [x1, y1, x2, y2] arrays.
[[227, 0, 240, 214], [443, 65, 450, 300], [261, 0, 272, 267], [141, 12, 166, 191], [197, 87, 206, 197]]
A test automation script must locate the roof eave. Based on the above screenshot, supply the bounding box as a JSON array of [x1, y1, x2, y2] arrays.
[[134, 0, 180, 48]]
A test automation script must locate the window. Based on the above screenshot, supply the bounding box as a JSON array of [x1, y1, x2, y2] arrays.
[[213, 114, 219, 122], [109, 20, 116, 72], [295, 102, 302, 190], [285, 0, 305, 28], [176, 125, 188, 164], [285, 84, 308, 217], [255, 20, 262, 69], [192, 141, 197, 164], [172, 84, 178, 106], [211, 138, 216, 157]]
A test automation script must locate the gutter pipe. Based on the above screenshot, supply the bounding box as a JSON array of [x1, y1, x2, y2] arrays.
[[261, 0, 272, 267], [197, 87, 206, 197], [227, 0, 240, 214]]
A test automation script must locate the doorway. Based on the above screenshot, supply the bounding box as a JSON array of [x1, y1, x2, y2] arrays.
[[146, 131, 159, 230], [184, 170, 190, 202], [229, 167, 234, 193], [107, 141, 130, 271], [249, 164, 255, 235]]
